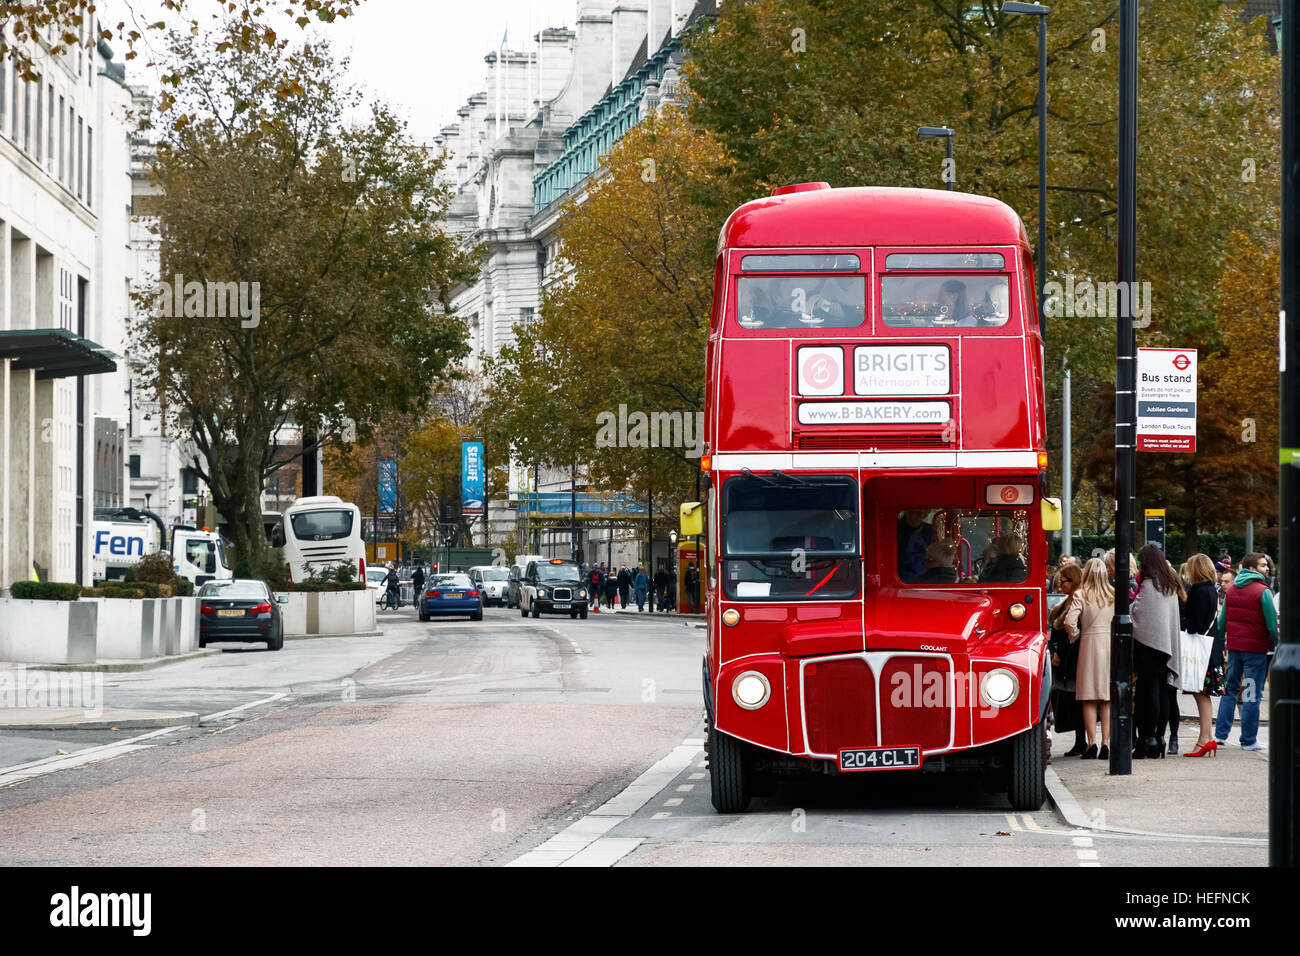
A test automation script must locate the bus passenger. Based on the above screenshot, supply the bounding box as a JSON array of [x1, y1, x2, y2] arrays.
[[936, 279, 978, 326], [806, 276, 865, 325], [979, 534, 1027, 583], [897, 510, 933, 583], [918, 539, 959, 584]]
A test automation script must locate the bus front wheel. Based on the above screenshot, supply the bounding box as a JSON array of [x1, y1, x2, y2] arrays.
[[1007, 719, 1047, 811], [708, 716, 752, 813]]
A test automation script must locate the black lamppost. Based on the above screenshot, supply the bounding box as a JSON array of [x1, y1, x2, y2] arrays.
[[1273, 0, 1299, 868], [916, 126, 955, 190], [1002, 2, 1050, 341]]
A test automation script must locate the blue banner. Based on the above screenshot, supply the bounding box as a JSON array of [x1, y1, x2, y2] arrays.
[[461, 441, 485, 515], [377, 459, 398, 516]]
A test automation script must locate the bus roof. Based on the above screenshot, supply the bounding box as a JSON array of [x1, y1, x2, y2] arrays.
[[718, 186, 1030, 254]]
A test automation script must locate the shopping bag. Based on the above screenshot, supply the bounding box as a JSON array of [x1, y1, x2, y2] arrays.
[[1179, 630, 1213, 691]]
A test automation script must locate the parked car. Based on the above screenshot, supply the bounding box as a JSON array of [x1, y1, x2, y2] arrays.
[[198, 579, 289, 650], [365, 567, 389, 605], [469, 565, 510, 607], [418, 573, 483, 622], [507, 554, 545, 608], [520, 558, 589, 619]]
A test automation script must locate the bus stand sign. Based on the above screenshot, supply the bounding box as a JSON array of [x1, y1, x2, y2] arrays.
[[1136, 347, 1197, 453]]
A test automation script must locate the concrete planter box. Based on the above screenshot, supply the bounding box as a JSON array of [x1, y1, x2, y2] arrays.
[[88, 598, 147, 659], [277, 590, 371, 636], [274, 592, 309, 636], [0, 599, 98, 664], [352, 590, 375, 633], [311, 591, 355, 635]]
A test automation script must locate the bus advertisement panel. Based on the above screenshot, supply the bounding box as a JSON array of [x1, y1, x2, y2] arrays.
[[701, 184, 1053, 813]]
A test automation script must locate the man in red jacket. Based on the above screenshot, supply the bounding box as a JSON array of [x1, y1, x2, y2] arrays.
[[1213, 553, 1277, 751]]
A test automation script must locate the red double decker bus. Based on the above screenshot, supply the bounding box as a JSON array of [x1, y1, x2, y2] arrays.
[[699, 184, 1059, 812]]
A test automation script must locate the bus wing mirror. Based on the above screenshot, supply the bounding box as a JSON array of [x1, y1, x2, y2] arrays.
[[271, 529, 285, 548], [680, 502, 703, 537], [1041, 497, 1062, 532]]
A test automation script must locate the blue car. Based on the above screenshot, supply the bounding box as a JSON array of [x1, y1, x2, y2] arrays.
[[418, 573, 484, 622]]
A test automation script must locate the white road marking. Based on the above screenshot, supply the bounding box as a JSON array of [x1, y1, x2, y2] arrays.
[[508, 738, 700, 867], [664, 798, 683, 807], [688, 772, 705, 780], [652, 812, 672, 820], [201, 693, 287, 722], [676, 784, 695, 792]]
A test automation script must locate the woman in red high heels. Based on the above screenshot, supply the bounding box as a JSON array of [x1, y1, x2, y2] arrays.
[[1183, 554, 1225, 757]]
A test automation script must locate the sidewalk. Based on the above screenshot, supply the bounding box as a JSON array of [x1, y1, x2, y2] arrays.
[[1046, 703, 1269, 842]]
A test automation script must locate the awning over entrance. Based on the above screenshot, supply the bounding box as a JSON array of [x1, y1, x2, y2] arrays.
[[0, 328, 119, 379]]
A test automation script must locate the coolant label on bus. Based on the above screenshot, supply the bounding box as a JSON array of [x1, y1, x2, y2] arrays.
[[853, 345, 950, 395], [798, 401, 950, 425]]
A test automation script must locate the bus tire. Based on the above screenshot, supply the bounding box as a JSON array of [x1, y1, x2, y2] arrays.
[[708, 717, 751, 813], [1008, 719, 1046, 811]]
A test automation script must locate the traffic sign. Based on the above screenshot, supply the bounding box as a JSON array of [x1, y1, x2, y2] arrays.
[[1136, 348, 1197, 452]]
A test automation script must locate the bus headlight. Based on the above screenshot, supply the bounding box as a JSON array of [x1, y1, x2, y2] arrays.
[[722, 608, 740, 627], [732, 671, 771, 710], [980, 669, 1020, 708], [1008, 603, 1027, 621]]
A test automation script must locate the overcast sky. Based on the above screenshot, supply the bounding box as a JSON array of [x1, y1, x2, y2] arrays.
[[108, 0, 581, 136]]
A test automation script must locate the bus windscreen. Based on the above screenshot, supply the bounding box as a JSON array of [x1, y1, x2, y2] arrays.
[[290, 509, 355, 542], [897, 508, 1030, 585], [722, 476, 859, 600]]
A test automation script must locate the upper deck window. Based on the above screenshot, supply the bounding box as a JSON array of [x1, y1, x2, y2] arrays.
[[881, 275, 1010, 328], [885, 253, 1005, 270], [737, 275, 866, 329], [741, 254, 861, 272]]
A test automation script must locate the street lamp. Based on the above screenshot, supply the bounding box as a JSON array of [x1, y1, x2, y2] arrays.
[[1002, 2, 1050, 341], [916, 126, 955, 190]]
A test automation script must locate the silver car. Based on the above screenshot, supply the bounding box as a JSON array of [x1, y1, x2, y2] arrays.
[[468, 565, 510, 607]]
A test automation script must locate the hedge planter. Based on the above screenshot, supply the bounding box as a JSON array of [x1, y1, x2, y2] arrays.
[[0, 599, 98, 664]]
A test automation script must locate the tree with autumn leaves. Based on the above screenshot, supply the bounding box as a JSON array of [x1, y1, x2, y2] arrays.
[[1080, 233, 1280, 553], [134, 17, 474, 574], [486, 105, 732, 527], [489, 0, 1281, 547]]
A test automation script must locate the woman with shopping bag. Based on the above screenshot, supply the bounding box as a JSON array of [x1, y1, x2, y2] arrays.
[[1182, 553, 1226, 757]]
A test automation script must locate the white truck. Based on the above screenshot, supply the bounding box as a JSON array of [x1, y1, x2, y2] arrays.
[[90, 509, 234, 586]]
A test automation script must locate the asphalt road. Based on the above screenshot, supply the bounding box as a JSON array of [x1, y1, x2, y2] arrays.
[[0, 607, 1266, 866]]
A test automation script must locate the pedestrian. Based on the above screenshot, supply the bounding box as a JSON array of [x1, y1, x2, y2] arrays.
[[1130, 544, 1182, 759], [1065, 559, 1113, 759], [603, 573, 617, 609], [1213, 552, 1277, 752], [1164, 560, 1188, 753], [634, 565, 650, 611], [654, 566, 669, 612], [618, 566, 631, 609], [685, 562, 700, 613], [1047, 564, 1085, 755], [1181, 553, 1226, 758]]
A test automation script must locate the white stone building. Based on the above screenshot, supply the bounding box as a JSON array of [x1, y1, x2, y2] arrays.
[[0, 26, 135, 586], [436, 0, 712, 565]]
